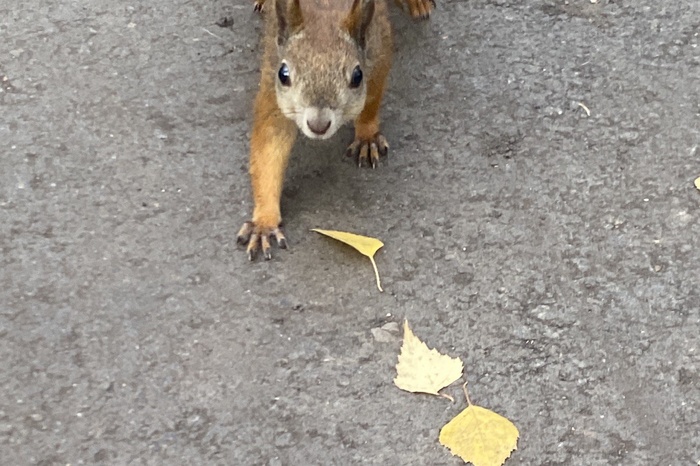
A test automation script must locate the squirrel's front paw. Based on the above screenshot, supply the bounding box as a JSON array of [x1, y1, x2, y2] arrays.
[[253, 0, 266, 12], [346, 133, 389, 168], [395, 0, 435, 19], [237, 220, 287, 261]]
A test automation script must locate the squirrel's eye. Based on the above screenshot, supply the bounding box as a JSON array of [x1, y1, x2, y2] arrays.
[[278, 63, 291, 86], [350, 66, 363, 88]]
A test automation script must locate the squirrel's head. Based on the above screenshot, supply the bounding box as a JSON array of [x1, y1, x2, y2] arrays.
[[273, 0, 375, 140]]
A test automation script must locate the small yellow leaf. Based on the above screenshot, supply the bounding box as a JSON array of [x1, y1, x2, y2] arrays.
[[312, 229, 384, 291], [394, 320, 463, 400], [695, 176, 700, 191], [439, 404, 519, 466]]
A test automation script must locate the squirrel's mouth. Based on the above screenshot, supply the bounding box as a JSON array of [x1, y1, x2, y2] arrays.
[[297, 107, 339, 140]]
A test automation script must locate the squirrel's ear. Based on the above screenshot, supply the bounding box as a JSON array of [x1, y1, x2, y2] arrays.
[[343, 0, 375, 49], [276, 0, 304, 46]]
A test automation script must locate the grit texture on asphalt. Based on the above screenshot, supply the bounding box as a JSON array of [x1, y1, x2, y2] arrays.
[[1, 0, 699, 464]]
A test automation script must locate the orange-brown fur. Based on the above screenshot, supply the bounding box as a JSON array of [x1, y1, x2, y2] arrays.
[[239, 0, 422, 260], [255, 0, 436, 19]]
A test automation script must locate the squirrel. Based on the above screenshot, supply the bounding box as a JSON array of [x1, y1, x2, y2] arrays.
[[237, 0, 435, 260]]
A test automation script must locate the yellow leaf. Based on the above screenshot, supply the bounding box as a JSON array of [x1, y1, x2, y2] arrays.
[[439, 404, 519, 466], [394, 320, 463, 400], [695, 176, 700, 191], [312, 228, 384, 292]]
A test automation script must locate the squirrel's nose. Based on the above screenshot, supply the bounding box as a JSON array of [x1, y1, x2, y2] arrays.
[[307, 118, 332, 135]]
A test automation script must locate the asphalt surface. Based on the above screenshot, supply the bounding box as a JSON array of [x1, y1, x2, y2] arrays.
[[2, 0, 699, 464]]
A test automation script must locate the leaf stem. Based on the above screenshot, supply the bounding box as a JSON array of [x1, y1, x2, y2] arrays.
[[370, 257, 383, 292], [463, 381, 472, 406]]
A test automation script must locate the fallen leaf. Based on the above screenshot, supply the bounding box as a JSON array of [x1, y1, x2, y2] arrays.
[[371, 322, 401, 343], [381, 321, 400, 333], [695, 176, 700, 191], [439, 384, 519, 466], [312, 229, 384, 291], [394, 320, 463, 400], [371, 327, 397, 343]]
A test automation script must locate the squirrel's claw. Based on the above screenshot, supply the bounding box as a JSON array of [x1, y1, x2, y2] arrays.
[[237, 221, 287, 261], [395, 0, 435, 19], [346, 134, 389, 168], [253, 0, 266, 12]]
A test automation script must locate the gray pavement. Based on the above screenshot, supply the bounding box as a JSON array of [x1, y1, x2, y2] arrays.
[[2, 0, 699, 464]]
